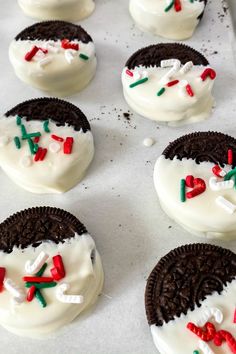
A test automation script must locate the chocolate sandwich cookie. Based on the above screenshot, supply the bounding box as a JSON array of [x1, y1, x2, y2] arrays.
[[154, 131, 236, 239], [18, 0, 95, 22], [0, 206, 104, 338], [9, 21, 97, 96], [145, 243, 236, 354], [0, 97, 94, 194], [129, 0, 207, 40], [122, 43, 216, 126]]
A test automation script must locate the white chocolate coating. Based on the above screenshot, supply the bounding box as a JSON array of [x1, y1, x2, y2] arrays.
[[154, 156, 236, 239], [0, 116, 94, 194], [150, 279, 236, 354], [9, 39, 96, 96], [122, 65, 215, 126], [0, 233, 104, 338], [129, 0, 205, 40], [18, 0, 95, 21]]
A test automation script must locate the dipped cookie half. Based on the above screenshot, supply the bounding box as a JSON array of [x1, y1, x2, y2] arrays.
[[0, 207, 104, 338], [0, 98, 94, 194]]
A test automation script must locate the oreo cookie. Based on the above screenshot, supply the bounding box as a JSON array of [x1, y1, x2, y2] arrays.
[[129, 0, 207, 40], [18, 0, 95, 22], [9, 21, 97, 96], [154, 132, 236, 239], [145, 244, 236, 354], [122, 43, 216, 125], [0, 207, 104, 337], [0, 98, 94, 194]]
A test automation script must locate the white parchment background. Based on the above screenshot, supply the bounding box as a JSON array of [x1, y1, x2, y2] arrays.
[[1, 0, 236, 353]]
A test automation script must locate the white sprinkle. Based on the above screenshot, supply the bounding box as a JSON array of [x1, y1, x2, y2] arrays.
[[56, 283, 84, 304], [0, 136, 9, 147], [4, 278, 25, 304], [38, 57, 52, 68], [199, 340, 215, 354], [143, 138, 155, 147], [216, 196, 236, 214], [20, 156, 32, 168], [197, 307, 223, 327], [65, 49, 76, 64], [25, 251, 49, 274], [209, 177, 234, 191], [160, 59, 181, 83], [49, 142, 61, 153], [179, 61, 193, 75], [46, 43, 60, 53], [142, 70, 149, 79], [133, 71, 142, 80]]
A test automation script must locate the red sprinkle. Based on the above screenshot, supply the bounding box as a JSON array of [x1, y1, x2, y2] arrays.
[[0, 267, 6, 292], [51, 134, 64, 142], [61, 39, 79, 51], [50, 255, 65, 281], [214, 330, 236, 353], [167, 80, 179, 87], [63, 137, 74, 154], [185, 175, 194, 188], [186, 84, 194, 97], [212, 165, 224, 178], [201, 68, 217, 81], [187, 322, 216, 342], [25, 46, 39, 61], [174, 0, 182, 12], [34, 147, 47, 162], [228, 149, 233, 165], [38, 47, 48, 54], [186, 177, 206, 199], [34, 136, 40, 143], [126, 69, 133, 77], [27, 286, 36, 302], [23, 276, 54, 283]]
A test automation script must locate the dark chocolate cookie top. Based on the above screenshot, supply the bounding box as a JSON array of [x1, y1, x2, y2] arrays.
[[126, 43, 209, 70], [5, 98, 91, 133], [0, 207, 87, 253], [15, 21, 92, 43], [145, 244, 236, 327], [162, 132, 236, 167]]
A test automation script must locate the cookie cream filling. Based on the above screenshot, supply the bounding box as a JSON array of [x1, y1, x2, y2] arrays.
[[122, 65, 214, 126], [18, 0, 95, 21], [154, 156, 236, 239], [151, 279, 236, 354], [0, 233, 104, 338], [129, 0, 205, 40], [0, 116, 94, 194], [9, 39, 96, 96]]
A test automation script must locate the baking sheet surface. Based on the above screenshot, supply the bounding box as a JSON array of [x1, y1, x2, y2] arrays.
[[0, 1, 236, 353]]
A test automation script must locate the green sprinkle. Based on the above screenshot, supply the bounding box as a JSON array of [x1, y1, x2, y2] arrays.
[[33, 144, 39, 153], [189, 0, 194, 3], [224, 167, 236, 181], [25, 282, 57, 289], [180, 179, 186, 202], [36, 263, 47, 277], [43, 120, 50, 133], [27, 138, 35, 155], [35, 289, 47, 308], [79, 53, 89, 61], [193, 351, 199, 354], [129, 77, 148, 88], [234, 174, 236, 190], [16, 116, 22, 126], [14, 136, 21, 149], [164, 0, 174, 12], [21, 124, 27, 137], [22, 132, 41, 140], [157, 87, 166, 96]]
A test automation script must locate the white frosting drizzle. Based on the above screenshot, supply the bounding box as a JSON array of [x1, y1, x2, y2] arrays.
[[0, 116, 94, 194], [150, 279, 236, 354], [129, 0, 205, 40], [0, 233, 104, 338], [9, 39, 96, 96], [18, 0, 95, 21], [154, 156, 236, 239], [122, 64, 215, 126]]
